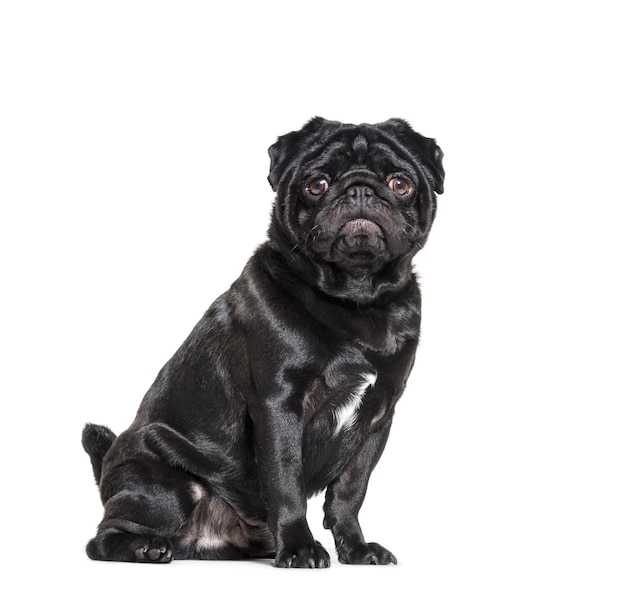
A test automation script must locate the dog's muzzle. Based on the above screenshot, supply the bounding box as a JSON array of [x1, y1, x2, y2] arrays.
[[340, 218, 383, 248], [335, 218, 385, 261]]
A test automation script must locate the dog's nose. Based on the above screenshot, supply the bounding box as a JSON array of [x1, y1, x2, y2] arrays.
[[345, 185, 376, 213], [346, 185, 374, 200]]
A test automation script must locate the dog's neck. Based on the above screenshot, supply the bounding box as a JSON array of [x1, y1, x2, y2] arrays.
[[267, 221, 415, 304]]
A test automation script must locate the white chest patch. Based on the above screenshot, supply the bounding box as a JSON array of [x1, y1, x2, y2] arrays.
[[333, 372, 377, 436]]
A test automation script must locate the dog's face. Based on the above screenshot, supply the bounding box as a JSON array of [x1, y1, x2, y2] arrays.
[[267, 118, 444, 302]]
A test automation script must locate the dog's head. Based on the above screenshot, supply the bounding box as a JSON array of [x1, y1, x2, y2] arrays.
[[267, 117, 444, 303]]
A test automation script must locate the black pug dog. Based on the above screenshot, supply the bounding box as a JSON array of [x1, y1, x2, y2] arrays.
[[83, 117, 444, 568]]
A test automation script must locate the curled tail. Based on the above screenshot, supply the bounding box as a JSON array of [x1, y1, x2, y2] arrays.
[[82, 423, 116, 485]]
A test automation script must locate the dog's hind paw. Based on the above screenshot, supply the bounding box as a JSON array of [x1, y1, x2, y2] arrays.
[[134, 537, 173, 563]]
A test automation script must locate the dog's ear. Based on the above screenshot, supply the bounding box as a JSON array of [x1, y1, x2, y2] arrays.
[[381, 118, 444, 194], [267, 117, 331, 191]]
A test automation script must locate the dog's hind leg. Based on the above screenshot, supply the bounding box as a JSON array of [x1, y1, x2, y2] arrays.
[[86, 457, 196, 563]]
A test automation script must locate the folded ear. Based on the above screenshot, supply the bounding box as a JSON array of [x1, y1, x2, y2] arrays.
[[381, 118, 445, 194], [267, 117, 331, 191]]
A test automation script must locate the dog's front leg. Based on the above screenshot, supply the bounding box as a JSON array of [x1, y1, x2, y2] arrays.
[[323, 420, 398, 565], [251, 399, 330, 568]]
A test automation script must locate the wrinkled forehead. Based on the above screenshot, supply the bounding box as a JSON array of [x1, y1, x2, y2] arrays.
[[299, 126, 418, 180]]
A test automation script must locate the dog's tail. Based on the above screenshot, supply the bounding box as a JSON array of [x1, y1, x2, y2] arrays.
[[82, 423, 116, 485]]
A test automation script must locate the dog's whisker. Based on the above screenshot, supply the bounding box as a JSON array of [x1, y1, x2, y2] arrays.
[[305, 225, 321, 248]]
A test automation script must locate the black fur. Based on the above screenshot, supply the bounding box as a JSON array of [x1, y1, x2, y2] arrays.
[[83, 117, 444, 568], [82, 423, 116, 484]]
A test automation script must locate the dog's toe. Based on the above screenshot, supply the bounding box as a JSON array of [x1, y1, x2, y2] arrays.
[[134, 537, 173, 563], [338, 541, 397, 565]]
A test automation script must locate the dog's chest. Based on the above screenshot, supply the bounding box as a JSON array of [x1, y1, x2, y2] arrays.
[[302, 347, 384, 438], [330, 371, 377, 435], [300, 357, 388, 493]]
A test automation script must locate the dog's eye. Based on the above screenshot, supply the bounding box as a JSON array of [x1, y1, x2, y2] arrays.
[[388, 177, 412, 196], [307, 179, 329, 197]]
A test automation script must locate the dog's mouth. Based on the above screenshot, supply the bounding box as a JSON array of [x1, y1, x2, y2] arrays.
[[341, 218, 382, 237], [332, 218, 386, 262]]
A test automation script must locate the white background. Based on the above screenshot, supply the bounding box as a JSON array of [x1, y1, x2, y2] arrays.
[[1, 1, 624, 592]]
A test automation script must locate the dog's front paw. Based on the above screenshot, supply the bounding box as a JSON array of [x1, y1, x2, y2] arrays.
[[275, 540, 331, 568], [134, 536, 173, 563], [338, 541, 397, 565]]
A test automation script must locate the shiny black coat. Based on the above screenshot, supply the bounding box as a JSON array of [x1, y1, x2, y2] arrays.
[[83, 117, 444, 567]]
